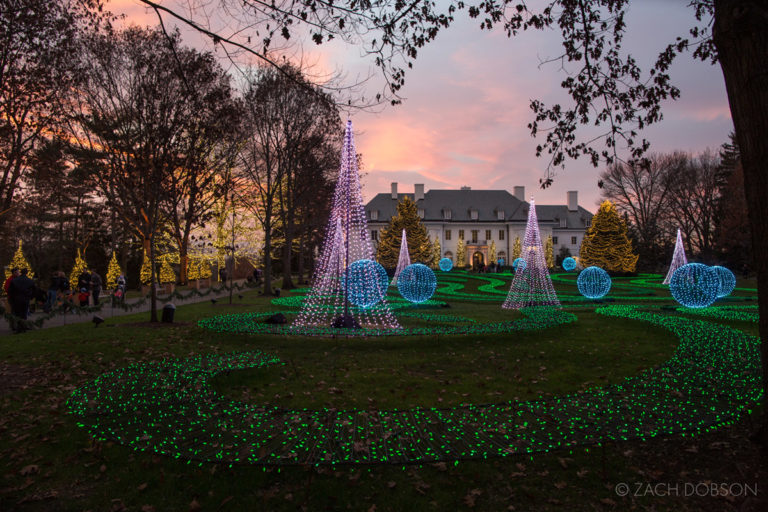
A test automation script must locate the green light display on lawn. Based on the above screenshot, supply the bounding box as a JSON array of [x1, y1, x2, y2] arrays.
[[66, 305, 761, 466]]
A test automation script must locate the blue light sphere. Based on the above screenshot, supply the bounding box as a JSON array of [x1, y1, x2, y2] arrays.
[[513, 258, 527, 272], [562, 257, 577, 272], [711, 265, 736, 298], [343, 259, 389, 308], [669, 263, 719, 308], [577, 266, 612, 299], [397, 263, 437, 303], [498, 258, 505, 267], [439, 257, 453, 272]]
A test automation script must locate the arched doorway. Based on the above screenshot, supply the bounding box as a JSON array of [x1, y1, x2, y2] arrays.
[[472, 251, 484, 270]]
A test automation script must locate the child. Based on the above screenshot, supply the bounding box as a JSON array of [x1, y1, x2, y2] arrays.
[[78, 288, 90, 307]]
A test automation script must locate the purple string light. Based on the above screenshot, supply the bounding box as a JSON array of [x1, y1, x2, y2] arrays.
[[502, 198, 561, 309], [663, 228, 688, 285], [391, 229, 411, 286], [293, 120, 400, 330]]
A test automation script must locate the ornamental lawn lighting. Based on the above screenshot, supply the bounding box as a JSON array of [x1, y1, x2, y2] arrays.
[[439, 258, 453, 272], [343, 259, 389, 308], [711, 265, 736, 298], [669, 263, 719, 308], [397, 263, 437, 303], [577, 266, 612, 299], [562, 256, 577, 272], [513, 257, 526, 272]]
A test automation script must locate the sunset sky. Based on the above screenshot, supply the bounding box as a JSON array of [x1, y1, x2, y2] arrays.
[[111, 0, 733, 211]]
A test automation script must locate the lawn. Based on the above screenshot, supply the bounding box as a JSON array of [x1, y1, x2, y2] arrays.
[[1, 272, 765, 511]]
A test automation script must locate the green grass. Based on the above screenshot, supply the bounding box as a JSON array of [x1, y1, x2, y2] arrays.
[[0, 274, 764, 511]]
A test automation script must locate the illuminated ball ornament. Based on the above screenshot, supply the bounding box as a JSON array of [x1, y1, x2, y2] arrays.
[[562, 257, 577, 272], [513, 258, 526, 272], [711, 265, 736, 298], [439, 258, 453, 272], [397, 263, 437, 303], [342, 259, 389, 308], [669, 263, 719, 308], [576, 266, 612, 299]]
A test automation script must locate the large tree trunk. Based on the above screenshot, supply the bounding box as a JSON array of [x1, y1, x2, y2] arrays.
[[713, 0, 768, 443], [262, 220, 273, 295], [143, 236, 158, 322], [282, 226, 295, 290]]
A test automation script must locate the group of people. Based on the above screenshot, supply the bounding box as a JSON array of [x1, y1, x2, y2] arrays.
[[3, 266, 126, 333]]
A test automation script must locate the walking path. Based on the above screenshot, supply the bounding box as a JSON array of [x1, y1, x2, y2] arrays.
[[0, 280, 253, 337]]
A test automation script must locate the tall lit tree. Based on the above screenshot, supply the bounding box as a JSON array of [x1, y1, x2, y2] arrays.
[[545, 235, 554, 269], [106, 251, 122, 289], [456, 239, 466, 268], [4, 240, 34, 279], [69, 249, 87, 290], [663, 229, 688, 285], [579, 201, 639, 273], [512, 237, 522, 261], [489, 240, 497, 264], [391, 229, 410, 285], [431, 237, 441, 269], [376, 197, 432, 267]]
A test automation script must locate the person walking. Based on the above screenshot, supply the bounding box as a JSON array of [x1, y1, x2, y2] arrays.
[[9, 269, 35, 333], [90, 270, 103, 306], [4, 267, 19, 311], [78, 268, 91, 297], [44, 271, 63, 313]]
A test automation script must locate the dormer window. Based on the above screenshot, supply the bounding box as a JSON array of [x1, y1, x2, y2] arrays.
[[497, 210, 504, 220], [418, 208, 425, 219], [470, 209, 478, 220], [443, 208, 452, 220], [559, 218, 566, 228], [370, 210, 378, 221]]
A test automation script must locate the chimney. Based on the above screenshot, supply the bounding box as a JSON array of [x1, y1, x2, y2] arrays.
[[567, 191, 578, 211], [391, 182, 398, 200], [513, 186, 525, 201], [415, 183, 425, 201], [460, 186, 471, 191]]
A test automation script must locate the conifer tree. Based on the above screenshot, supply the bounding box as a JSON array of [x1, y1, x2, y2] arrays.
[[5, 240, 34, 279], [159, 255, 176, 284], [69, 249, 87, 290], [545, 235, 554, 269], [187, 255, 201, 281], [456, 238, 466, 268], [199, 257, 212, 279], [140, 250, 152, 285], [376, 197, 432, 267], [489, 240, 497, 264], [579, 200, 639, 272], [512, 236, 522, 261], [106, 252, 123, 289], [431, 237, 441, 269]]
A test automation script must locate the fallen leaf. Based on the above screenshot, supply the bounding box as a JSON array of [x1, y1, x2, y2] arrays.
[[189, 498, 202, 511], [387, 481, 396, 489], [367, 505, 377, 512], [137, 483, 148, 491], [141, 506, 155, 512], [554, 481, 567, 489], [19, 464, 38, 476]]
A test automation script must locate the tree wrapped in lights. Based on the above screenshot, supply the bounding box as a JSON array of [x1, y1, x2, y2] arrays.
[[376, 197, 431, 267], [69, 249, 87, 290], [187, 255, 201, 281], [431, 237, 441, 269], [106, 252, 123, 289], [512, 236, 521, 261], [489, 240, 497, 264], [579, 200, 638, 273], [456, 238, 466, 268], [503, 199, 561, 309], [545, 235, 554, 269], [663, 228, 688, 285], [5, 240, 34, 280], [159, 255, 176, 284], [293, 120, 399, 330], [391, 229, 411, 286]]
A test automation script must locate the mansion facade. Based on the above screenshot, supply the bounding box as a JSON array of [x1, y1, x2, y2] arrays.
[[365, 183, 594, 268]]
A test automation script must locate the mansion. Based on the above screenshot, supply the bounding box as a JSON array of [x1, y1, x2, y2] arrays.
[[365, 183, 594, 268]]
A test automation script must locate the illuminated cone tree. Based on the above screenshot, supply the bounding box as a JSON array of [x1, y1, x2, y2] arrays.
[[579, 200, 638, 272], [391, 229, 411, 286], [502, 199, 561, 309], [293, 120, 400, 330], [663, 228, 688, 285], [5, 240, 34, 279]]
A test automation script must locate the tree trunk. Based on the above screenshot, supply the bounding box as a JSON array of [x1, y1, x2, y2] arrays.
[[297, 231, 305, 284], [143, 236, 158, 322], [713, 0, 768, 444], [179, 251, 189, 285], [263, 220, 273, 295], [282, 230, 295, 290]]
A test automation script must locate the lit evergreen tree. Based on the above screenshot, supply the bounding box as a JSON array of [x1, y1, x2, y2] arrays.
[[187, 255, 201, 281], [69, 249, 87, 290], [579, 200, 639, 272], [489, 240, 497, 264], [431, 237, 441, 269], [512, 236, 521, 261], [140, 250, 152, 285], [5, 240, 34, 279], [106, 251, 123, 289], [545, 235, 554, 269], [376, 197, 432, 267], [456, 238, 466, 268], [199, 257, 212, 279], [159, 255, 176, 284]]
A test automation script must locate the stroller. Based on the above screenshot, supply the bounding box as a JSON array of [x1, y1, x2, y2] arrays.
[[113, 275, 127, 306]]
